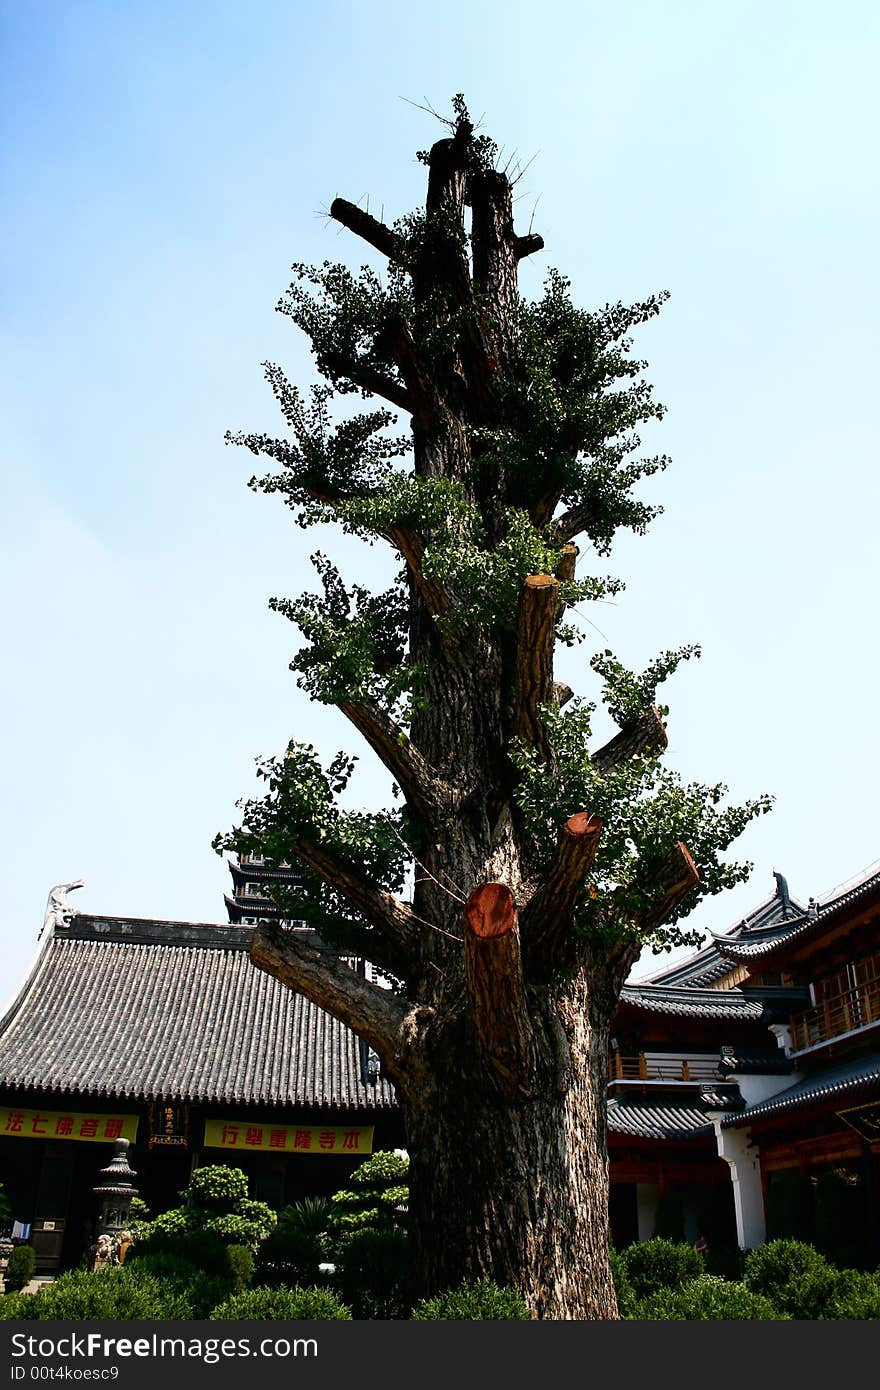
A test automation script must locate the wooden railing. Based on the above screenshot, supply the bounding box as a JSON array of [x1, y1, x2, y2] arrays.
[[608, 1054, 722, 1082], [790, 977, 880, 1051]]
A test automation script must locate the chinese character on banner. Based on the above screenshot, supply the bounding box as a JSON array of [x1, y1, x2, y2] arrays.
[[103, 1119, 123, 1140], [342, 1130, 362, 1150], [221, 1124, 240, 1146], [31, 1115, 48, 1136], [5, 1113, 24, 1133], [294, 1129, 312, 1150], [245, 1127, 264, 1147], [318, 1130, 336, 1151], [269, 1129, 287, 1149], [55, 1117, 73, 1136], [78, 1118, 99, 1138]]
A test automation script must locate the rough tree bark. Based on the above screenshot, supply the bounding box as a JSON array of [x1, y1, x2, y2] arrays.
[[225, 103, 760, 1318]]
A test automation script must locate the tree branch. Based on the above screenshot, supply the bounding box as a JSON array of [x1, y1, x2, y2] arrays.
[[377, 313, 443, 425], [591, 706, 668, 773], [383, 523, 451, 622], [338, 699, 460, 822], [513, 574, 559, 762], [636, 843, 700, 933], [250, 919, 411, 1059], [329, 198, 405, 262], [514, 233, 545, 261], [286, 833, 418, 966], [551, 503, 597, 544], [464, 883, 533, 1099], [521, 812, 603, 965], [323, 352, 412, 414]]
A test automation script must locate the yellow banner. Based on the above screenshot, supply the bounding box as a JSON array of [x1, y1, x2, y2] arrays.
[[0, 1107, 139, 1144], [203, 1119, 374, 1156]]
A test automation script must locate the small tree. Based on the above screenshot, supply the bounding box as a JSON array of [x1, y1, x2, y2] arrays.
[[137, 1165, 276, 1263], [217, 97, 770, 1317]]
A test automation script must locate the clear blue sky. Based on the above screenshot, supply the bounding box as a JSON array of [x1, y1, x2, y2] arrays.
[[2, 0, 879, 995]]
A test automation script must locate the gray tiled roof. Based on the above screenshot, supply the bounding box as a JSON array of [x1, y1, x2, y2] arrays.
[[637, 873, 806, 988], [607, 1100, 713, 1140], [619, 984, 764, 1020], [0, 916, 396, 1111], [722, 1052, 880, 1127], [716, 866, 880, 963]]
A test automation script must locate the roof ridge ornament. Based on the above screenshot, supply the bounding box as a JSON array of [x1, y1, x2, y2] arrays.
[[40, 880, 84, 938], [772, 869, 791, 918]]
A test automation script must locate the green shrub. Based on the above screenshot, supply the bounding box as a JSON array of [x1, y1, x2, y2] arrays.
[[138, 1165, 276, 1259], [9, 1267, 192, 1320], [350, 1152, 409, 1187], [743, 1239, 829, 1311], [326, 1151, 408, 1247], [772, 1265, 880, 1320], [125, 1249, 230, 1318], [186, 1165, 249, 1208], [620, 1238, 703, 1300], [609, 1250, 637, 1318], [333, 1226, 410, 1319], [257, 1197, 332, 1288], [210, 1285, 352, 1320], [5, 1245, 36, 1293], [0, 1292, 27, 1319], [823, 1269, 880, 1319], [411, 1278, 530, 1320], [226, 1244, 254, 1294], [635, 1274, 786, 1320]]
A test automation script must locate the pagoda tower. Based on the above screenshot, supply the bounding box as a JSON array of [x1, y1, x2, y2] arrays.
[[223, 850, 305, 927]]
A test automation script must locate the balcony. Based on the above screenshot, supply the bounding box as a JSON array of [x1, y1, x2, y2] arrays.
[[608, 1053, 722, 1083], [790, 977, 880, 1053]]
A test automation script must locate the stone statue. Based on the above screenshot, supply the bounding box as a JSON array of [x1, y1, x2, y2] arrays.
[[41, 880, 84, 937]]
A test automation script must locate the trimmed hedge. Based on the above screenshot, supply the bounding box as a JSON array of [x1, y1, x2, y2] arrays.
[[634, 1274, 785, 1321], [332, 1226, 410, 1319], [411, 1278, 529, 1320], [210, 1285, 352, 1320], [619, 1238, 703, 1300], [2, 1267, 192, 1320], [5, 1245, 36, 1293]]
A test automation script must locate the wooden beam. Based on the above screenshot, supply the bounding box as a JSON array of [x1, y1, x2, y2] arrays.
[[464, 882, 533, 1099]]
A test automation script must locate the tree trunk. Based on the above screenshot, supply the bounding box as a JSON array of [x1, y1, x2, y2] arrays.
[[401, 974, 618, 1319]]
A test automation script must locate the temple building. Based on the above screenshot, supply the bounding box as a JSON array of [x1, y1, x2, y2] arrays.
[[607, 867, 880, 1264], [0, 859, 877, 1271], [0, 910, 400, 1271]]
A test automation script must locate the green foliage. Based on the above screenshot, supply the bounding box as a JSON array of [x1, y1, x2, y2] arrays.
[[512, 699, 772, 950], [331, 1227, 410, 1319], [349, 1150, 409, 1186], [213, 746, 409, 976], [634, 1274, 785, 1321], [744, 1239, 880, 1319], [138, 1165, 276, 1258], [743, 1239, 829, 1310], [5, 1244, 36, 1293], [124, 1250, 230, 1318], [619, 1238, 703, 1301], [210, 1284, 352, 1320], [257, 1195, 331, 1286], [590, 645, 701, 725], [608, 1249, 637, 1318], [7, 1267, 192, 1320], [225, 1243, 255, 1294], [0, 1293, 27, 1318], [411, 1278, 530, 1320], [326, 1151, 409, 1246]]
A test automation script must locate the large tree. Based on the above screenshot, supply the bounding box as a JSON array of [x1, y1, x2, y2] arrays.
[[217, 99, 770, 1318]]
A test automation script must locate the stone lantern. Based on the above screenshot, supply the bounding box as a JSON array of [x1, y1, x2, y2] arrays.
[[92, 1138, 139, 1239]]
